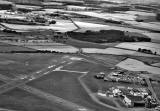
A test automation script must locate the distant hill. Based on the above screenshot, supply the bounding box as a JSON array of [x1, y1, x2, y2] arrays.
[[6, 0, 42, 5], [91, 0, 160, 4]]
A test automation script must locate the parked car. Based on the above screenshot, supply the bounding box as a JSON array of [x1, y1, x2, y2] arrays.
[[94, 73, 105, 79]]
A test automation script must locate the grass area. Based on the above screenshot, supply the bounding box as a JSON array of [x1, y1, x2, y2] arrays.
[[152, 82, 160, 100], [65, 38, 108, 48], [62, 58, 112, 73], [0, 42, 35, 52], [62, 60, 95, 72], [127, 56, 160, 66], [0, 53, 64, 78], [115, 99, 127, 108], [88, 54, 126, 67], [0, 88, 69, 111], [96, 95, 117, 107], [28, 71, 117, 111], [0, 80, 4, 86]]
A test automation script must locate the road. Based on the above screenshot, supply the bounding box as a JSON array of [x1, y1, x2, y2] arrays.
[[145, 78, 160, 104]]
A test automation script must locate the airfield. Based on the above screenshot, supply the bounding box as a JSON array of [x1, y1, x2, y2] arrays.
[[0, 0, 160, 111]]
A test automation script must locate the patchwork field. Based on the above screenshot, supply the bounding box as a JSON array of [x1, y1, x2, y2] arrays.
[[1, 19, 77, 32], [75, 21, 146, 33], [26, 45, 79, 53], [115, 42, 160, 55], [0, 80, 4, 86], [116, 58, 160, 74], [0, 53, 65, 78], [142, 33, 160, 43], [0, 42, 35, 52], [82, 47, 159, 57]]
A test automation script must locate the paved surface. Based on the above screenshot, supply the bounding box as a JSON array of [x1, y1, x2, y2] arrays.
[[145, 78, 160, 104], [0, 52, 132, 111], [0, 62, 94, 111]]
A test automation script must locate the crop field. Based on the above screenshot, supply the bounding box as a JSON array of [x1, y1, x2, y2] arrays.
[[25, 45, 79, 53], [0, 88, 69, 111], [124, 11, 156, 17], [82, 47, 159, 57], [127, 56, 160, 66], [75, 21, 146, 33], [1, 20, 77, 32], [28, 71, 116, 111], [0, 53, 65, 78], [142, 33, 160, 43], [116, 58, 160, 74], [115, 42, 160, 55], [152, 62, 160, 67], [0, 42, 35, 52], [65, 38, 108, 48], [0, 80, 4, 86], [87, 54, 126, 67]]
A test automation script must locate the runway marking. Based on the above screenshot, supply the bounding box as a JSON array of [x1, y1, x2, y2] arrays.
[[48, 65, 55, 69], [44, 71, 50, 75], [53, 69, 88, 74]]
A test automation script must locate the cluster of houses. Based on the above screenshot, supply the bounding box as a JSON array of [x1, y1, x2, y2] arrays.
[[98, 86, 158, 108], [94, 70, 146, 86], [104, 70, 146, 85]]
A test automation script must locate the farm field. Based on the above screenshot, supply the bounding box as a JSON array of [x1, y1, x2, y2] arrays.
[[125, 21, 160, 31], [85, 54, 126, 67], [0, 41, 80, 53], [115, 42, 160, 55], [65, 38, 109, 48], [152, 62, 160, 67], [126, 55, 160, 65], [116, 58, 160, 74], [142, 33, 160, 43], [124, 11, 156, 17], [0, 53, 65, 78], [25, 45, 79, 53], [0, 42, 35, 52], [75, 21, 147, 33], [1, 20, 77, 32], [0, 88, 69, 111], [82, 47, 159, 57], [28, 71, 117, 111], [0, 0, 160, 110], [0, 80, 4, 86]]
